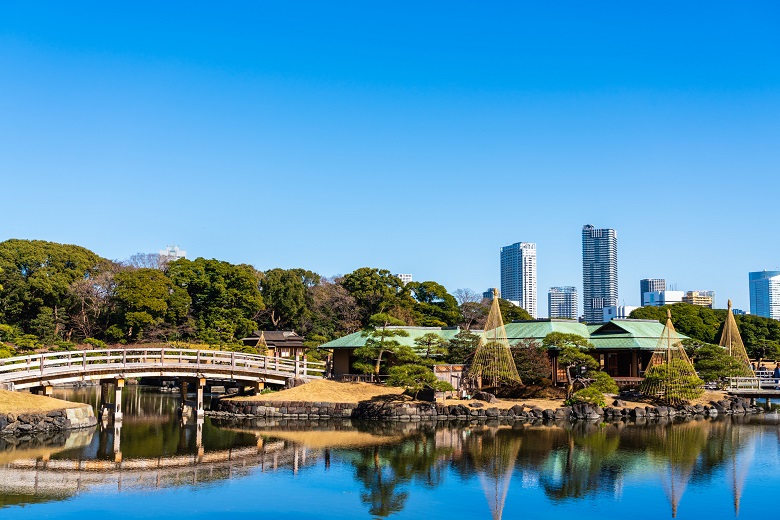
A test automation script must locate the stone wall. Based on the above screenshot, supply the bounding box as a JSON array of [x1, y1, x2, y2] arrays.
[[0, 406, 96, 435], [209, 395, 763, 422]]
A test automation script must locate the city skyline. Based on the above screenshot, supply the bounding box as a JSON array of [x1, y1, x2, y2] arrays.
[[1, 3, 778, 316]]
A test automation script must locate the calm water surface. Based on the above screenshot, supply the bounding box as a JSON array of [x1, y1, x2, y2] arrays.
[[1, 387, 779, 520]]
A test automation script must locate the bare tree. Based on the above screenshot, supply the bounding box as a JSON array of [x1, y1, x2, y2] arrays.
[[68, 261, 122, 339], [453, 288, 481, 306], [124, 252, 164, 270]]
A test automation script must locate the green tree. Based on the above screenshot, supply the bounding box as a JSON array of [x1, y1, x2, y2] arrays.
[[446, 329, 481, 363], [588, 371, 619, 394], [689, 342, 752, 383], [113, 268, 175, 339], [414, 332, 448, 364], [0, 239, 105, 336], [353, 313, 413, 375], [511, 338, 552, 384], [498, 298, 533, 323], [341, 268, 411, 325], [407, 281, 460, 327], [544, 333, 598, 398], [386, 364, 453, 398], [259, 268, 320, 331], [167, 258, 263, 343]]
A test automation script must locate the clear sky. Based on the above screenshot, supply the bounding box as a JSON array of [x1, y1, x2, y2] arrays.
[[1, 2, 778, 315]]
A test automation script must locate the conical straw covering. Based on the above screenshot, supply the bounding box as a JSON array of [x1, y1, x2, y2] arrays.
[[469, 290, 521, 387], [719, 300, 752, 376], [640, 310, 702, 405]]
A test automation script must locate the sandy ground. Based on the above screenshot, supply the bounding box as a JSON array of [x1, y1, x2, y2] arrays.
[[225, 380, 728, 411], [255, 430, 404, 448], [229, 379, 406, 404], [0, 389, 88, 414]]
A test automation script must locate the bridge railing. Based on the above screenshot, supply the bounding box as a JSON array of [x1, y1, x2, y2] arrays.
[[727, 376, 780, 392], [0, 348, 325, 382]]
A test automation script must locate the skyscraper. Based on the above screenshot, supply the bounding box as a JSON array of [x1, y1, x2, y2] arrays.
[[582, 225, 618, 323], [640, 278, 665, 306], [500, 242, 537, 318], [749, 271, 780, 320], [548, 286, 578, 320]]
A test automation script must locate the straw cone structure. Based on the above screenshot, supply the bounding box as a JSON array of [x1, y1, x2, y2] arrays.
[[640, 310, 702, 405], [719, 300, 753, 377], [468, 291, 521, 387]]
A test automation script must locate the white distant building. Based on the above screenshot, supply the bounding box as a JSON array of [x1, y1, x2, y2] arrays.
[[548, 286, 578, 320], [500, 242, 537, 319], [603, 305, 639, 321], [159, 245, 187, 263], [396, 274, 413, 285], [643, 290, 684, 307]]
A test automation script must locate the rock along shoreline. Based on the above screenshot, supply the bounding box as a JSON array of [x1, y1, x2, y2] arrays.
[[209, 395, 763, 422], [0, 406, 97, 435]]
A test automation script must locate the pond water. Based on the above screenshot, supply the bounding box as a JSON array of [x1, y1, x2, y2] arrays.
[[1, 387, 779, 519]]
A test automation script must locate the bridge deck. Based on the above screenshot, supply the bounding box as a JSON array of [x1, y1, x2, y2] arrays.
[[727, 377, 780, 398], [0, 348, 325, 390]]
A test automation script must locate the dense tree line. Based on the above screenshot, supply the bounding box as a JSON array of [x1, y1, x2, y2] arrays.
[[0, 239, 529, 355], [629, 303, 780, 359]]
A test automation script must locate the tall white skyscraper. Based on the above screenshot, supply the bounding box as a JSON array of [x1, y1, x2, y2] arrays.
[[548, 286, 578, 320], [500, 242, 537, 318], [582, 225, 618, 323], [749, 271, 780, 320]]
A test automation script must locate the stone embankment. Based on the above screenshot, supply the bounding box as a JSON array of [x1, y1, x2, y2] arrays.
[[209, 395, 762, 422], [0, 406, 96, 435]]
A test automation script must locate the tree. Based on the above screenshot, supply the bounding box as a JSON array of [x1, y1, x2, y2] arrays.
[[307, 278, 361, 339], [341, 268, 410, 325], [353, 313, 413, 376], [386, 364, 454, 398], [446, 330, 481, 363], [544, 333, 598, 397], [641, 359, 704, 403], [414, 332, 448, 365], [112, 268, 176, 339], [166, 258, 263, 343], [124, 252, 164, 270], [453, 288, 481, 306], [408, 281, 460, 327], [511, 338, 552, 384], [688, 341, 752, 383], [68, 261, 121, 340], [0, 239, 105, 336], [459, 301, 488, 330], [259, 268, 320, 331], [498, 298, 532, 323]]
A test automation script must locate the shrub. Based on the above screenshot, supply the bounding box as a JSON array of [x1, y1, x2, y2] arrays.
[[387, 364, 454, 398], [589, 371, 619, 394], [84, 337, 107, 349], [567, 386, 606, 407], [511, 339, 552, 385], [640, 359, 704, 403]]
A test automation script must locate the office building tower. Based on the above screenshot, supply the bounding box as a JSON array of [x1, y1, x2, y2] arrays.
[[749, 271, 780, 320], [500, 242, 537, 318], [582, 225, 618, 323], [603, 305, 638, 321], [640, 278, 665, 307], [483, 288, 500, 300], [396, 274, 413, 285], [643, 290, 684, 307], [682, 290, 715, 308], [548, 286, 577, 320]]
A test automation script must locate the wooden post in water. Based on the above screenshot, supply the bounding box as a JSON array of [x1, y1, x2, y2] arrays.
[[196, 377, 205, 417], [114, 378, 124, 420]]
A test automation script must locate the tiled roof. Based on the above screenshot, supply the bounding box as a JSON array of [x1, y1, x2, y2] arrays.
[[321, 326, 464, 349]]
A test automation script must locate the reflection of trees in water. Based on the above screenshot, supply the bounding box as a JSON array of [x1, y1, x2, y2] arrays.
[[347, 428, 452, 518]]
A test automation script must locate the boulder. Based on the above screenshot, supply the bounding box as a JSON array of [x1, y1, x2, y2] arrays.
[[472, 391, 498, 403]]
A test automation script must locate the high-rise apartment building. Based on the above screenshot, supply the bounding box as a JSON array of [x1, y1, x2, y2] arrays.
[[749, 271, 780, 320], [396, 274, 413, 285], [159, 245, 187, 263], [500, 242, 537, 318], [582, 225, 618, 323], [682, 290, 715, 308], [640, 278, 665, 306], [548, 286, 577, 320]]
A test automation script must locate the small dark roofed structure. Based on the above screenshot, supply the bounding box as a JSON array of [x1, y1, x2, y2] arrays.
[[240, 331, 306, 358]]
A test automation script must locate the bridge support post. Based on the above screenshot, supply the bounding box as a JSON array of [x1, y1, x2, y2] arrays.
[[196, 377, 205, 418], [114, 378, 124, 420], [113, 420, 122, 463]]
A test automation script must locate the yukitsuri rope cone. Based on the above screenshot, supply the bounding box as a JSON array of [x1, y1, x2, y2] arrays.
[[468, 290, 521, 388], [639, 309, 703, 405], [719, 299, 753, 377]]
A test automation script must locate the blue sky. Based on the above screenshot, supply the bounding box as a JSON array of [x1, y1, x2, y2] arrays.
[[1, 2, 778, 315]]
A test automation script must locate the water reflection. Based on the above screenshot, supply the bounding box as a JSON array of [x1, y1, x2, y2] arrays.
[[1, 387, 779, 519]]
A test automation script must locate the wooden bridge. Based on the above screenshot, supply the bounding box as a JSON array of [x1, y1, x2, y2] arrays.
[[727, 377, 780, 401], [0, 348, 325, 417]]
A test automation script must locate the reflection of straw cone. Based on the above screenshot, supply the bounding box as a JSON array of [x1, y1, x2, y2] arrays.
[[468, 432, 522, 520]]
